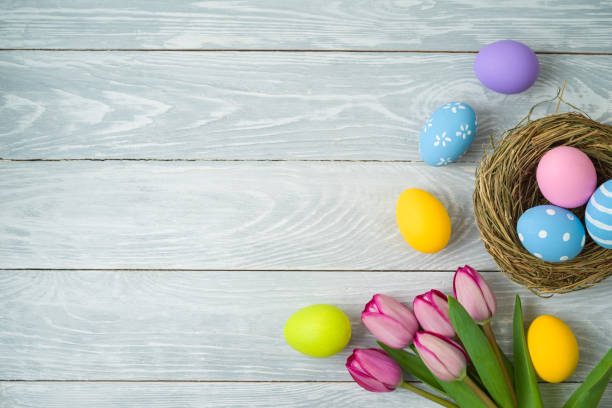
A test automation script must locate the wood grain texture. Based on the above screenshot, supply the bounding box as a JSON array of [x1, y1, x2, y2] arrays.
[[1, 52, 611, 160], [0, 160, 498, 270], [2, 382, 609, 408], [1, 1, 612, 51], [1, 270, 610, 381]]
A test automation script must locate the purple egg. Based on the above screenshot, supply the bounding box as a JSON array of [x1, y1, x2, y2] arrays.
[[474, 40, 539, 94]]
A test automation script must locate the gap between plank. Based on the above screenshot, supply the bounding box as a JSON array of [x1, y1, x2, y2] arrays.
[[0, 268, 501, 272], [0, 48, 610, 55], [0, 158, 478, 164], [0, 379, 584, 384]]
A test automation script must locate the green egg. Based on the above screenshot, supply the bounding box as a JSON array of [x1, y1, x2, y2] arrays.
[[283, 304, 351, 358]]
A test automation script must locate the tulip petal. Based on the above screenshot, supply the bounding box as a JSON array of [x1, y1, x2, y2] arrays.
[[415, 334, 457, 382], [416, 344, 455, 382], [355, 349, 402, 389], [461, 265, 497, 316], [414, 290, 455, 338], [373, 294, 419, 335], [422, 334, 467, 378], [470, 268, 497, 316], [454, 269, 491, 323], [347, 352, 390, 392], [348, 369, 392, 392], [414, 296, 455, 338], [431, 290, 451, 319], [416, 332, 467, 382], [363, 297, 380, 314], [362, 312, 413, 348]]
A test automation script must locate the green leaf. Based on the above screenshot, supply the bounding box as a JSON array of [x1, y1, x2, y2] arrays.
[[513, 295, 543, 408], [448, 296, 515, 408], [379, 342, 446, 395], [500, 345, 515, 387], [380, 342, 487, 408], [563, 345, 612, 408], [437, 377, 489, 408]]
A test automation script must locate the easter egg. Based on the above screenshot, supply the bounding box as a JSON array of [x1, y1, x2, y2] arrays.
[[517, 205, 585, 262], [537, 146, 597, 208], [528, 315, 579, 383], [396, 188, 451, 253], [283, 304, 351, 358], [585, 179, 612, 249], [474, 40, 539, 94], [419, 102, 477, 167]]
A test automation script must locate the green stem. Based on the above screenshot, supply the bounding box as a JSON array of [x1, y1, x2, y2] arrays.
[[467, 364, 485, 389], [400, 381, 459, 408], [463, 376, 498, 408], [483, 322, 517, 407]]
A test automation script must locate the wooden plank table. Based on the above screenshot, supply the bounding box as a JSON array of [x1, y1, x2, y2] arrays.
[[1, 2, 611, 407]]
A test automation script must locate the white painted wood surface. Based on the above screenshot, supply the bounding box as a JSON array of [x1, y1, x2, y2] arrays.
[[0, 161, 497, 270], [2, 382, 610, 408], [1, 270, 610, 381], [1, 52, 611, 160], [1, 1, 611, 406], [1, 1, 612, 51]]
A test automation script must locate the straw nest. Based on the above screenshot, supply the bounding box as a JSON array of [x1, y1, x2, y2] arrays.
[[473, 106, 612, 295]]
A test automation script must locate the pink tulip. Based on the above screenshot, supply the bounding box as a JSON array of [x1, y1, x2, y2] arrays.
[[413, 289, 455, 338], [414, 331, 468, 382], [346, 348, 402, 392], [361, 294, 419, 348], [453, 265, 497, 324]]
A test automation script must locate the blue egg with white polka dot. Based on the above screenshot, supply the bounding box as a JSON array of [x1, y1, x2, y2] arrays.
[[517, 205, 585, 263], [419, 102, 477, 167], [585, 179, 612, 249]]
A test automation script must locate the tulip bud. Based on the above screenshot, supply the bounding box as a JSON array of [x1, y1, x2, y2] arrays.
[[413, 289, 455, 338], [414, 331, 468, 382], [346, 348, 402, 392], [361, 294, 419, 349], [453, 265, 497, 324]]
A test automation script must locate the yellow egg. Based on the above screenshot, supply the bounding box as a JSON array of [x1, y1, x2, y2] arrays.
[[284, 304, 351, 358], [396, 188, 451, 253], [527, 315, 579, 383]]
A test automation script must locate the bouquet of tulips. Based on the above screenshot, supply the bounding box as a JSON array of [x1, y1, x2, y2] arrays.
[[346, 266, 612, 408]]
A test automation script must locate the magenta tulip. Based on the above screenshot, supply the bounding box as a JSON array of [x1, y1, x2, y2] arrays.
[[453, 265, 497, 324], [414, 331, 468, 382], [346, 348, 402, 392], [413, 289, 455, 338], [361, 294, 419, 348]]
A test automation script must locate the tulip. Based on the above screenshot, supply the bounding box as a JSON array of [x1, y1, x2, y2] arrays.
[[346, 348, 402, 392], [361, 294, 419, 348], [413, 331, 468, 382], [454, 265, 516, 406], [453, 265, 497, 324], [347, 348, 461, 407], [414, 332, 499, 408], [413, 289, 455, 338]]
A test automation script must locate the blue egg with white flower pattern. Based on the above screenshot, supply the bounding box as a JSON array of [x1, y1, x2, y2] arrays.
[[419, 102, 477, 166], [585, 179, 612, 249], [517, 205, 585, 263]]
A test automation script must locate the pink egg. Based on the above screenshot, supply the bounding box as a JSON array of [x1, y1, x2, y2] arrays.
[[536, 146, 596, 208]]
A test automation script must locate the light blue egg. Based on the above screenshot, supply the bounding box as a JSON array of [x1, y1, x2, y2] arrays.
[[585, 179, 612, 249], [517, 205, 585, 263], [419, 102, 477, 167]]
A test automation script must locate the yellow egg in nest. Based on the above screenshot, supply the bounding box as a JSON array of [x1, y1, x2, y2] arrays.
[[527, 315, 579, 383]]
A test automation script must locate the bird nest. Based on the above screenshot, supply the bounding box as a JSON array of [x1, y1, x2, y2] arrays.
[[473, 99, 612, 295]]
